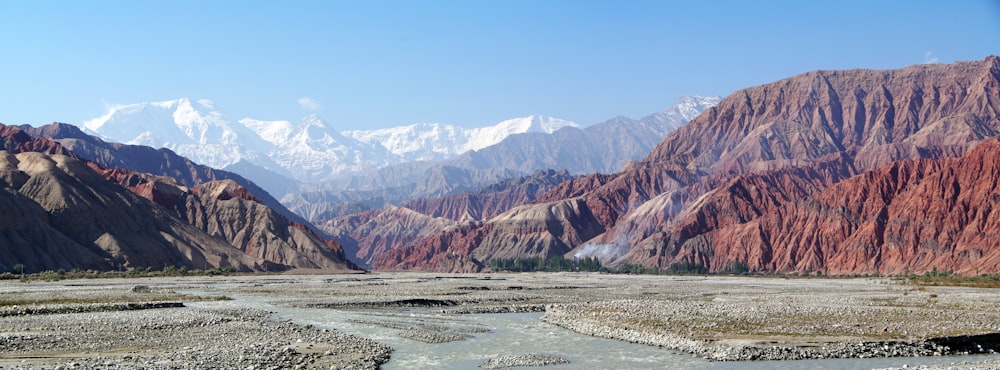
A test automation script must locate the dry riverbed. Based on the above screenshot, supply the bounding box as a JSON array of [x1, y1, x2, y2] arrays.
[[2, 273, 1000, 369], [0, 278, 390, 370]]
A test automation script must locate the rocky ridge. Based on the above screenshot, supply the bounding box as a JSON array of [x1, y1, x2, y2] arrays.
[[374, 56, 1000, 274], [20, 122, 315, 234], [0, 149, 264, 272], [0, 123, 355, 272], [95, 167, 357, 271], [282, 96, 718, 222]]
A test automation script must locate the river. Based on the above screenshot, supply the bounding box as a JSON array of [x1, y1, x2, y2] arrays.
[[190, 294, 1000, 370]]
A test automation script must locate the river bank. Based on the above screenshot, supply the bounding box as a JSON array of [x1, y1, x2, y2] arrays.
[[2, 273, 1000, 369], [0, 279, 390, 369]]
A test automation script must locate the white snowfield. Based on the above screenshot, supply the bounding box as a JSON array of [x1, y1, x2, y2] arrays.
[[82, 96, 718, 184]]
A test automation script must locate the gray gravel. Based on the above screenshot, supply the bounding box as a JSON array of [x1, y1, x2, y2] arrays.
[[480, 354, 570, 369], [0, 303, 390, 369], [5, 272, 1000, 367], [877, 360, 1000, 369]]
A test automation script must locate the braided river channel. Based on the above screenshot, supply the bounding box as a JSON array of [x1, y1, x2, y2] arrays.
[[191, 294, 1000, 370]]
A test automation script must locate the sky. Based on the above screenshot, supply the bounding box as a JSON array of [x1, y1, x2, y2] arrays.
[[1, 0, 998, 131]]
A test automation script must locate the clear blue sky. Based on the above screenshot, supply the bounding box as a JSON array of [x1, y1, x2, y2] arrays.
[[1, 0, 998, 130]]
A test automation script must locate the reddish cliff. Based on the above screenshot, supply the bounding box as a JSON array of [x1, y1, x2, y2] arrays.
[[702, 137, 1000, 275], [93, 165, 357, 271], [374, 197, 606, 271], [321, 206, 455, 268], [1, 124, 73, 156], [0, 150, 267, 272], [404, 169, 577, 221], [374, 56, 1000, 273], [1, 123, 356, 272]]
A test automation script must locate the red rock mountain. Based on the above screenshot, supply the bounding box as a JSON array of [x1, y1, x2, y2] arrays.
[[375, 56, 1000, 274], [323, 170, 575, 268], [0, 149, 266, 272], [403, 169, 577, 222], [96, 168, 356, 271], [322, 206, 458, 268], [0, 124, 356, 272], [701, 137, 1000, 275], [20, 122, 318, 234]]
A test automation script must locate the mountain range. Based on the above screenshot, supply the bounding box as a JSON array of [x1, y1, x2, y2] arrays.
[[370, 56, 1000, 275], [82, 96, 718, 212], [281, 96, 719, 222], [83, 99, 581, 187], [5, 57, 997, 276], [0, 123, 356, 273]]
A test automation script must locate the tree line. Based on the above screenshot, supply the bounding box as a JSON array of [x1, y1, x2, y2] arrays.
[[488, 255, 602, 272]]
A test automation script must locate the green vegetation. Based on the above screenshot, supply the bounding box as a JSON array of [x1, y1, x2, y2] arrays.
[[11, 263, 25, 276], [896, 269, 1000, 288], [0, 265, 241, 282], [613, 261, 749, 275], [488, 256, 602, 272]]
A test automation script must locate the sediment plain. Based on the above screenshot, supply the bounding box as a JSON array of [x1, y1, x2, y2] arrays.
[[2, 272, 1000, 369]]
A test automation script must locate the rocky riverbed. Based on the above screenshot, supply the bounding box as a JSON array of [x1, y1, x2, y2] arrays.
[[2, 273, 1000, 369], [0, 279, 390, 369]]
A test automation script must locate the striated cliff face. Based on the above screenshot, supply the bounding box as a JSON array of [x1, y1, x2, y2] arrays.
[[0, 150, 267, 272], [21, 122, 318, 235], [403, 169, 577, 222], [0, 123, 356, 272], [373, 197, 606, 271], [647, 57, 999, 173], [321, 169, 577, 269], [95, 168, 357, 271], [377, 56, 1000, 273], [700, 137, 1000, 275], [599, 56, 999, 272], [322, 206, 457, 269]]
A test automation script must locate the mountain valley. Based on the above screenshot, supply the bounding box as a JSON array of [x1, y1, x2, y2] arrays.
[[3, 57, 999, 276]]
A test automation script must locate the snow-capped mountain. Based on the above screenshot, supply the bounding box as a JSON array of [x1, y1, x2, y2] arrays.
[[239, 115, 392, 182], [82, 98, 285, 174], [82, 99, 587, 188], [342, 115, 578, 161], [646, 95, 722, 133]]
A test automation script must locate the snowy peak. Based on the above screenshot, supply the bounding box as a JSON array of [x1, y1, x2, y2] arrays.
[[672, 95, 722, 121], [81, 96, 714, 191], [82, 98, 277, 171], [344, 115, 580, 159], [238, 117, 296, 144], [638, 95, 722, 135], [489, 115, 577, 135], [465, 115, 577, 152], [83, 98, 243, 147], [344, 122, 466, 160], [297, 115, 332, 143]]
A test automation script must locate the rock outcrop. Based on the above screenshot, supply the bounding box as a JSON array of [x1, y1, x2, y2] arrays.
[[702, 137, 1000, 275], [321, 206, 456, 269], [403, 169, 577, 222], [323, 169, 576, 268], [373, 197, 605, 271], [95, 167, 357, 271], [0, 150, 266, 272]]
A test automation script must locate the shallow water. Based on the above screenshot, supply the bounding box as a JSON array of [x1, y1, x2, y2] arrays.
[[190, 295, 1000, 370]]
